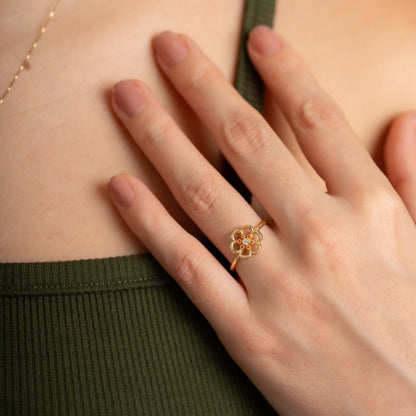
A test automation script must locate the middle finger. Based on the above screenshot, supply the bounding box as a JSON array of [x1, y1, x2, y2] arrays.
[[152, 31, 322, 227]]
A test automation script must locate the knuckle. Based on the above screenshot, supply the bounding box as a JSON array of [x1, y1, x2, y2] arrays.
[[170, 250, 200, 285], [180, 173, 221, 218], [222, 114, 270, 158], [300, 209, 343, 261], [300, 95, 345, 130], [358, 182, 404, 218], [137, 207, 164, 240], [181, 61, 217, 96], [142, 118, 171, 147]]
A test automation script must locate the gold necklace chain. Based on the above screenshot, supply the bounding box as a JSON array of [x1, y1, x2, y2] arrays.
[[0, 0, 62, 105]]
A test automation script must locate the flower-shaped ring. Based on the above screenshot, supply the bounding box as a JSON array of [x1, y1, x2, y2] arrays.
[[229, 220, 267, 271]]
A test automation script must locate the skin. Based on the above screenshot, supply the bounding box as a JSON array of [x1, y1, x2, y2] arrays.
[[0, 0, 243, 261], [1, 1, 416, 413], [1, 0, 416, 262], [385, 112, 416, 220], [107, 28, 416, 414]]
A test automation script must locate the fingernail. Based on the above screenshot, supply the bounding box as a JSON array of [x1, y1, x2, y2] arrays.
[[153, 31, 189, 67], [248, 25, 281, 56], [108, 176, 135, 207], [113, 80, 146, 118]]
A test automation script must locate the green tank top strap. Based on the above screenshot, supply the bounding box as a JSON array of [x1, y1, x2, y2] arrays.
[[235, 0, 277, 113], [225, 0, 276, 202]]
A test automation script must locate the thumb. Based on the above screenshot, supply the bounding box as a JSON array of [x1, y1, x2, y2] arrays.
[[384, 111, 416, 222]]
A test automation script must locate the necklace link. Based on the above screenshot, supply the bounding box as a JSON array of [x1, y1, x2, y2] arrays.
[[0, 0, 62, 105]]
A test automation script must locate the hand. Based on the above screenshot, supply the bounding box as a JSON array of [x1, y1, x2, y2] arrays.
[[107, 26, 416, 415]]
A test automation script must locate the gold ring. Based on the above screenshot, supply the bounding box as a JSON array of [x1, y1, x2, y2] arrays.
[[230, 220, 267, 271]]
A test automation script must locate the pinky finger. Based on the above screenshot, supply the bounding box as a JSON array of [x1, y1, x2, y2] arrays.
[[107, 174, 249, 337]]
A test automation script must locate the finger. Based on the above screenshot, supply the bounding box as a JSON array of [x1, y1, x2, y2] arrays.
[[151, 31, 322, 227], [384, 112, 416, 222], [247, 25, 379, 196], [112, 79, 280, 273], [107, 174, 249, 338]]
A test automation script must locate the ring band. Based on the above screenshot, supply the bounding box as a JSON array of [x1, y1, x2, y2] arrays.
[[230, 220, 267, 271]]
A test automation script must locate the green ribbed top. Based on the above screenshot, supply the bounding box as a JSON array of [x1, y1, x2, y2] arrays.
[[1, 255, 277, 415], [1, 1, 278, 415]]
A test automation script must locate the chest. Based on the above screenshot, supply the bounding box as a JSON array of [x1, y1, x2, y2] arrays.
[[273, 0, 416, 165]]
